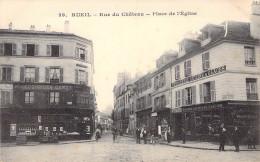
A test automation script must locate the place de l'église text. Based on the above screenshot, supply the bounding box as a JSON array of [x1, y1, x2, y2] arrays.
[[59, 11, 197, 18]]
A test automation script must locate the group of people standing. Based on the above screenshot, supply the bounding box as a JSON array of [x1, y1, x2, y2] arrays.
[[218, 123, 257, 152]]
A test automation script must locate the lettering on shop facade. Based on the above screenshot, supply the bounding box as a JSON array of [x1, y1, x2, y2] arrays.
[[231, 107, 258, 126], [14, 84, 72, 91], [171, 65, 226, 87], [182, 104, 223, 112]]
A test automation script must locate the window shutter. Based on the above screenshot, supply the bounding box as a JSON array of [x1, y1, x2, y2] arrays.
[[20, 67, 25, 82], [0, 43, 3, 55], [205, 53, 210, 69], [59, 45, 63, 57], [1, 91, 5, 105], [210, 81, 216, 101], [181, 89, 185, 106], [192, 86, 196, 104], [184, 89, 188, 105], [45, 67, 50, 82], [199, 84, 204, 103], [12, 44, 17, 55], [75, 47, 79, 58], [11, 67, 14, 81], [22, 44, 26, 56], [35, 44, 39, 56], [47, 45, 51, 56], [175, 66, 177, 80], [35, 67, 39, 82], [60, 68, 63, 83], [45, 91, 49, 105], [202, 54, 205, 70], [187, 60, 191, 76], [175, 91, 178, 107], [85, 50, 88, 61], [163, 73, 166, 86], [184, 61, 187, 76], [6, 91, 10, 105], [0, 67, 2, 81], [75, 69, 78, 84], [86, 71, 88, 86], [178, 65, 180, 79]]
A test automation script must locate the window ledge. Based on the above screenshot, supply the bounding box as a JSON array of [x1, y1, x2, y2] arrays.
[[245, 64, 257, 67]]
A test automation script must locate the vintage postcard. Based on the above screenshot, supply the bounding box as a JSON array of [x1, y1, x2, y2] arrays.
[[0, 0, 259, 161]]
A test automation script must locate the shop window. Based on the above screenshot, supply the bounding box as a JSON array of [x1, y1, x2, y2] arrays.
[[184, 60, 191, 77], [202, 52, 210, 70], [244, 47, 255, 66], [25, 91, 34, 104], [175, 65, 180, 80], [200, 81, 215, 103], [1, 91, 11, 106], [23, 44, 38, 56], [1, 66, 13, 81], [246, 78, 258, 100], [50, 92, 59, 105]]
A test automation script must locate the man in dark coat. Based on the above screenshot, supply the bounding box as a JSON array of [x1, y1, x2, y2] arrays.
[[232, 126, 240, 152], [219, 123, 227, 151], [142, 128, 147, 144], [112, 127, 118, 143], [182, 128, 186, 144], [136, 127, 141, 144]]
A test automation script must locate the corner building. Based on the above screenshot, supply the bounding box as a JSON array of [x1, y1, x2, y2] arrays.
[[171, 21, 260, 142], [0, 26, 95, 141]]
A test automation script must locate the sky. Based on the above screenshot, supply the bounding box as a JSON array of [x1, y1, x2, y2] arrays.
[[0, 0, 253, 113]]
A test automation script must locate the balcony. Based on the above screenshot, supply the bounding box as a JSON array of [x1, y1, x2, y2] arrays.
[[245, 60, 256, 66], [247, 93, 258, 100], [186, 99, 192, 105], [50, 79, 59, 84]]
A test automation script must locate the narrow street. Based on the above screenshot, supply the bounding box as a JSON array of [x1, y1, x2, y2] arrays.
[[1, 132, 259, 162]]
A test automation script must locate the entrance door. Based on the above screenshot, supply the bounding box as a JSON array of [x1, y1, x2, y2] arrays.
[[174, 114, 182, 140]]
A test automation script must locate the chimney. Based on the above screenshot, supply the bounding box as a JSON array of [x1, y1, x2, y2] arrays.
[[46, 24, 51, 32], [8, 22, 13, 30], [30, 25, 35, 31], [64, 21, 70, 33], [250, 1, 260, 39]]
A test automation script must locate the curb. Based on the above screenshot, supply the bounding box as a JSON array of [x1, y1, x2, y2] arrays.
[[124, 135, 260, 151], [1, 140, 96, 147]]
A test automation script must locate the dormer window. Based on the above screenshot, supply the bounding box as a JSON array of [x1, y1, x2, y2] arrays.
[[179, 44, 185, 52], [202, 31, 209, 40]]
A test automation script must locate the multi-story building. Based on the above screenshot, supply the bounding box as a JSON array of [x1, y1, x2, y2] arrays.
[[170, 20, 260, 141], [0, 22, 96, 141], [134, 73, 153, 131], [150, 52, 178, 136]]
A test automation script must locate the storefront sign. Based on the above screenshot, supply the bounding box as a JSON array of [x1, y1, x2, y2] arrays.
[[151, 112, 157, 117], [14, 84, 72, 91], [183, 103, 223, 112], [171, 65, 226, 87], [231, 108, 258, 126], [10, 124, 17, 136]]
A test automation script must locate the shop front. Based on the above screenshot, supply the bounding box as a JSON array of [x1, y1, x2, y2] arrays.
[[182, 101, 259, 143], [9, 83, 95, 141], [136, 108, 152, 131], [152, 108, 170, 138]]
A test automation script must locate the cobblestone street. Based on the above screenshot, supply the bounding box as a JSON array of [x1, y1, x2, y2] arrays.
[[1, 132, 260, 162]]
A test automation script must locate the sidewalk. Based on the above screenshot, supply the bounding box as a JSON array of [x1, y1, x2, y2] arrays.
[[124, 134, 260, 151], [1, 139, 95, 147]]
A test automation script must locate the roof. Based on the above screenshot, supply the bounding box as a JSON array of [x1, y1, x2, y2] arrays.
[[0, 29, 92, 43], [150, 21, 259, 78]]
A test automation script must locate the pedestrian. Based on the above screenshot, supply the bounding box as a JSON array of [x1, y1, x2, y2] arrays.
[[150, 127, 156, 145], [142, 128, 147, 144], [112, 127, 118, 143], [167, 127, 171, 143], [95, 127, 101, 141], [252, 131, 257, 149], [218, 123, 227, 151], [232, 126, 240, 152], [136, 127, 141, 144], [182, 128, 186, 144], [164, 128, 167, 141], [247, 130, 253, 149]]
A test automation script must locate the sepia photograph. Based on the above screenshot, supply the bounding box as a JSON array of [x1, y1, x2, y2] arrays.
[[0, 0, 259, 161]]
